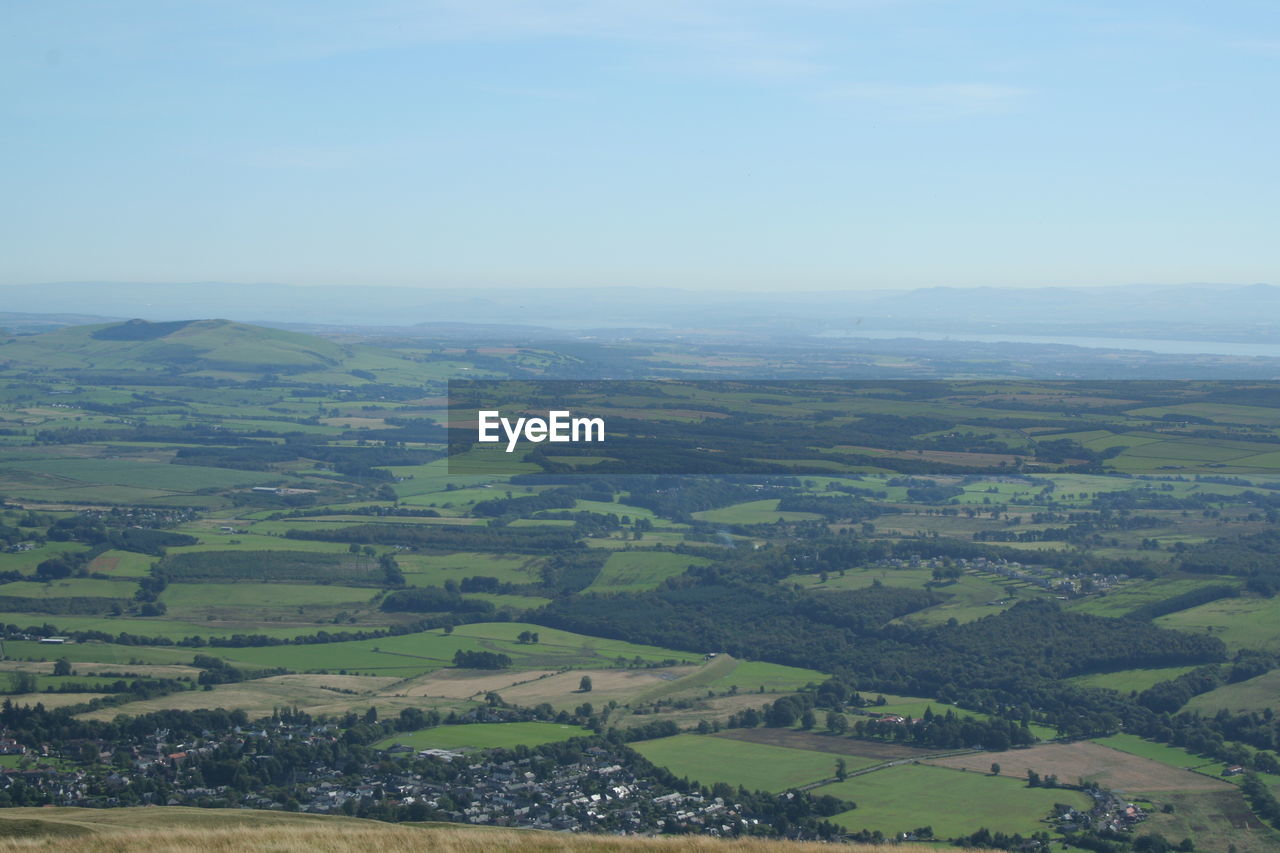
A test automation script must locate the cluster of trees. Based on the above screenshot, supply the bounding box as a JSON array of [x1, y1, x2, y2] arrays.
[[45, 516, 197, 555], [535, 583, 1224, 712], [774, 494, 882, 522], [192, 654, 246, 686], [380, 586, 495, 615], [849, 708, 1036, 751], [451, 650, 511, 669]]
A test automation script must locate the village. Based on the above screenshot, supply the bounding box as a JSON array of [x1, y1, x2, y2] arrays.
[[0, 713, 842, 841]]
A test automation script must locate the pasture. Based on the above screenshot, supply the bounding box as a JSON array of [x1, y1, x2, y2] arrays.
[[632, 734, 862, 792], [1139, 790, 1280, 853], [0, 541, 90, 575], [1091, 734, 1222, 773], [585, 551, 707, 593], [820, 764, 1091, 840], [0, 458, 276, 492], [1070, 575, 1231, 619], [1068, 666, 1200, 693], [691, 500, 822, 525], [496, 667, 694, 711], [394, 552, 541, 586], [373, 722, 591, 752], [1155, 596, 1280, 653], [0, 578, 137, 599], [165, 622, 702, 679], [1185, 669, 1280, 714], [160, 582, 378, 610]]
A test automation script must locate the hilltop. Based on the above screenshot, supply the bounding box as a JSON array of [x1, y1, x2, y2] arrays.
[[0, 318, 349, 375], [0, 807, 919, 852]]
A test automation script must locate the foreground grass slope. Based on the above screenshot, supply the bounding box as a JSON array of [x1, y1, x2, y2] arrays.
[[0, 807, 924, 852]]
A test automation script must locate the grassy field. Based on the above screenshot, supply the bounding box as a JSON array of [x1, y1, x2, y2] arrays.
[[373, 721, 591, 752], [0, 578, 137, 599], [819, 764, 1090, 839], [1137, 790, 1280, 853], [0, 613, 347, 640], [1068, 666, 1200, 693], [896, 571, 1035, 626], [691, 500, 822, 525], [1069, 575, 1230, 619], [632, 733, 866, 792], [585, 551, 708, 593], [394, 552, 541, 586], [0, 457, 277, 492], [0, 541, 90, 575], [1155, 596, 1280, 653], [703, 660, 826, 694], [86, 549, 156, 578], [784, 566, 935, 592], [1092, 733, 1221, 772], [0, 639, 208, 667], [1185, 669, 1280, 714], [160, 582, 378, 610], [153, 622, 705, 679]]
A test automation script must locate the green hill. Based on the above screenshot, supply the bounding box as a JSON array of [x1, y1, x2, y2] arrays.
[[0, 318, 349, 374]]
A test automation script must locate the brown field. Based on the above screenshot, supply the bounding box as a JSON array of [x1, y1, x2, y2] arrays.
[[76, 674, 407, 721], [5, 692, 109, 709], [0, 807, 926, 852], [715, 728, 945, 761], [499, 668, 694, 709], [616, 694, 798, 730], [926, 741, 1232, 792], [1138, 790, 1280, 852], [0, 661, 201, 679], [396, 669, 559, 699]]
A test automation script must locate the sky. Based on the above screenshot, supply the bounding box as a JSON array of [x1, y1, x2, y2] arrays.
[[2, 1, 1278, 291]]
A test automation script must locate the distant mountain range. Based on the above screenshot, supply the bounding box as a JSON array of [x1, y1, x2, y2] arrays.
[[2, 280, 1278, 344]]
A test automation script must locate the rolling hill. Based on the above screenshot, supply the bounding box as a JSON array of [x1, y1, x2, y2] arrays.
[[0, 318, 349, 374]]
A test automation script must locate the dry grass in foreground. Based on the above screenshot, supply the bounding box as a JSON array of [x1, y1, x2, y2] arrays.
[[0, 807, 930, 852]]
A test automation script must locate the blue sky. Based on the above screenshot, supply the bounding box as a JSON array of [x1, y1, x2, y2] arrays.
[[3, 1, 1277, 290]]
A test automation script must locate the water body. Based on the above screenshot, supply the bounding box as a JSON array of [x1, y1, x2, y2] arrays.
[[825, 329, 1280, 359]]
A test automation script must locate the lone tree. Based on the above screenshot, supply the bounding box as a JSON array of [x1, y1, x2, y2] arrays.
[[579, 675, 593, 692], [991, 762, 1001, 776], [836, 758, 848, 781]]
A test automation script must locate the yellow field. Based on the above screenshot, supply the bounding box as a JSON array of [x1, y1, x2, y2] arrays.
[[0, 806, 924, 852]]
